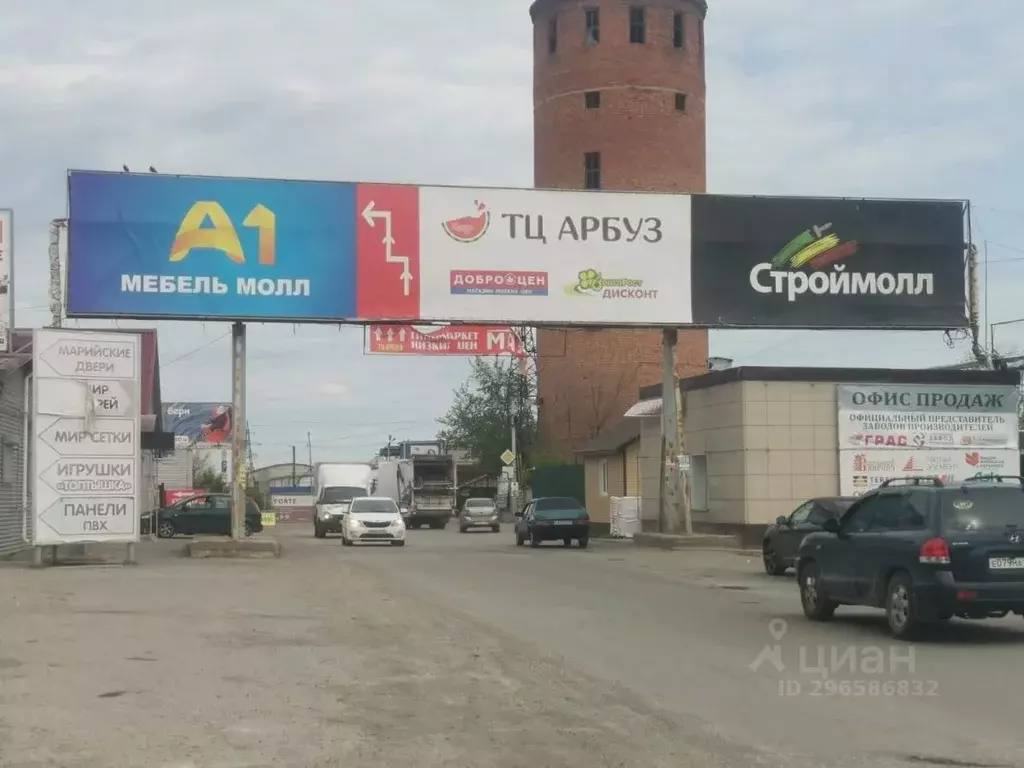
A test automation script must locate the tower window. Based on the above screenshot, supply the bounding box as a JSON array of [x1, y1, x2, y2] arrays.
[[584, 91, 601, 109], [675, 92, 687, 111], [548, 15, 558, 54], [584, 8, 600, 44], [629, 6, 646, 44], [584, 152, 601, 190], [673, 11, 685, 48]]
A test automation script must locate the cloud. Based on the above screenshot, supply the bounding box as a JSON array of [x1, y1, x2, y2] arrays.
[[1, 1, 1022, 464]]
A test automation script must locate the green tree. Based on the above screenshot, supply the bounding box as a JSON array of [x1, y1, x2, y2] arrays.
[[438, 356, 537, 474], [192, 465, 227, 494]]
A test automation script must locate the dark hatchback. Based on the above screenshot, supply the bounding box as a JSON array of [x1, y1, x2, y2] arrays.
[[796, 476, 1024, 639], [762, 496, 857, 575], [144, 493, 263, 538], [515, 496, 590, 548]]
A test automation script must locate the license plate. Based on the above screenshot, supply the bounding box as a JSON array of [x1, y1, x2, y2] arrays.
[[553, 521, 574, 526], [989, 557, 1024, 570]]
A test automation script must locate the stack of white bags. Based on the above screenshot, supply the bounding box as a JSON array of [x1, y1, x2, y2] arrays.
[[609, 496, 642, 538]]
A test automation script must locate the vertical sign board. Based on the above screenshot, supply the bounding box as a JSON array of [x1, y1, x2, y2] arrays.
[[837, 383, 1020, 496], [32, 329, 141, 545], [0, 210, 12, 352]]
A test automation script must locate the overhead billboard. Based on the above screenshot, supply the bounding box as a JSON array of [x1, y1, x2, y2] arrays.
[[0, 210, 12, 352], [689, 195, 967, 329], [66, 171, 691, 326], [365, 324, 524, 356], [67, 172, 969, 329]]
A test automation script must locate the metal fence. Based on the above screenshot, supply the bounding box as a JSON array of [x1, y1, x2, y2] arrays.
[[0, 366, 29, 556]]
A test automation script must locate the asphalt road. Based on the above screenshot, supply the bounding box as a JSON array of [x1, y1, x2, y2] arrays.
[[3, 524, 1024, 767], [339, 522, 1024, 768]]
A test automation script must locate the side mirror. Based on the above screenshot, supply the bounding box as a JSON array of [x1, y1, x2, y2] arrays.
[[775, 515, 788, 527], [823, 518, 840, 534]]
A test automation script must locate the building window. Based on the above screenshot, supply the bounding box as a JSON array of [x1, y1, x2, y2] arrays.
[[548, 15, 558, 53], [584, 90, 601, 109], [585, 8, 600, 44], [675, 92, 687, 112], [598, 459, 609, 495], [673, 11, 685, 48], [629, 6, 645, 44], [584, 152, 601, 189]]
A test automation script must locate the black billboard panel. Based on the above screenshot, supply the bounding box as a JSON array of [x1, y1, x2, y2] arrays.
[[690, 195, 967, 329]]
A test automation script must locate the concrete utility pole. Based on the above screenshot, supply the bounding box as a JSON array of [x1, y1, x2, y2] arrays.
[[230, 322, 247, 539], [658, 329, 681, 534]]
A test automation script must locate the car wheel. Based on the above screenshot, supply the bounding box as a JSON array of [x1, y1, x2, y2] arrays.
[[244, 521, 254, 538], [491, 525, 499, 533], [578, 536, 589, 549], [459, 526, 468, 533], [886, 571, 924, 640], [799, 562, 837, 621], [516, 533, 524, 546], [391, 540, 405, 547], [341, 536, 353, 547], [763, 542, 788, 576], [563, 538, 572, 547], [530, 532, 541, 548], [157, 521, 175, 539], [314, 522, 326, 539]]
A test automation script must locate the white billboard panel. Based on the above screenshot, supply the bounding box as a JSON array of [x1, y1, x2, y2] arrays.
[[32, 329, 142, 545], [416, 187, 692, 325]]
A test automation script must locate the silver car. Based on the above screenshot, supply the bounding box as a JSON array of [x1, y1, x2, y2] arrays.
[[458, 498, 500, 533]]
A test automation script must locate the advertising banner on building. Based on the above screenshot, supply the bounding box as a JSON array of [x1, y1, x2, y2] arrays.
[[66, 171, 692, 326], [0, 210, 13, 352], [840, 448, 1020, 496], [364, 324, 524, 356], [161, 402, 232, 477], [689, 195, 967, 329], [838, 384, 1019, 450], [269, 485, 315, 523]]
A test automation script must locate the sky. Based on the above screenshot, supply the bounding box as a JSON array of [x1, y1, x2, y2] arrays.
[[0, 0, 1022, 468]]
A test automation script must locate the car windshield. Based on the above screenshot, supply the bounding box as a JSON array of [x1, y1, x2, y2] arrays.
[[534, 497, 586, 520], [466, 499, 494, 509], [319, 486, 364, 504], [350, 499, 399, 515], [942, 488, 1024, 532]]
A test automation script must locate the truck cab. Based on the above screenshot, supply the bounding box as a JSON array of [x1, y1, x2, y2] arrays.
[[313, 463, 373, 538]]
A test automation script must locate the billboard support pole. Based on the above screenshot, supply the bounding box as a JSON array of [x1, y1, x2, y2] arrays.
[[230, 322, 247, 540], [659, 329, 680, 534]]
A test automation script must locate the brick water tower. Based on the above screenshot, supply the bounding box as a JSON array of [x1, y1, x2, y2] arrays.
[[530, 0, 710, 460]]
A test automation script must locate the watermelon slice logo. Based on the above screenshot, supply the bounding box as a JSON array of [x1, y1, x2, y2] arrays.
[[442, 201, 490, 243]]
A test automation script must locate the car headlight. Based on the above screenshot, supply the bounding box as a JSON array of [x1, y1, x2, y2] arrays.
[[389, 518, 404, 528], [347, 517, 364, 528]]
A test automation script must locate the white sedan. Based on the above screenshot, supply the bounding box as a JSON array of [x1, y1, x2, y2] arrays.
[[341, 497, 406, 547]]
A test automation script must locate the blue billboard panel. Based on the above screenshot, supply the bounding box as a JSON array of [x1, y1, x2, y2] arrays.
[[67, 171, 357, 321]]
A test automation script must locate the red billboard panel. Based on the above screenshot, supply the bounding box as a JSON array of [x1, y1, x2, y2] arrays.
[[365, 325, 524, 357]]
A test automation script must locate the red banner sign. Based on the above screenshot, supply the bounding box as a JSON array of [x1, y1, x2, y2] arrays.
[[366, 325, 524, 357], [164, 489, 199, 505]]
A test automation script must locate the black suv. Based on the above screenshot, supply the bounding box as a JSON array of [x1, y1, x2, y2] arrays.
[[796, 475, 1024, 639]]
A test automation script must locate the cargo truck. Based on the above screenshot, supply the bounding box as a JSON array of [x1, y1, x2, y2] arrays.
[[312, 462, 373, 538], [405, 453, 455, 529]]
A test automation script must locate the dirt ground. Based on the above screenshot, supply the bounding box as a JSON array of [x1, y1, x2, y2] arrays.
[[0, 533, 737, 768]]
